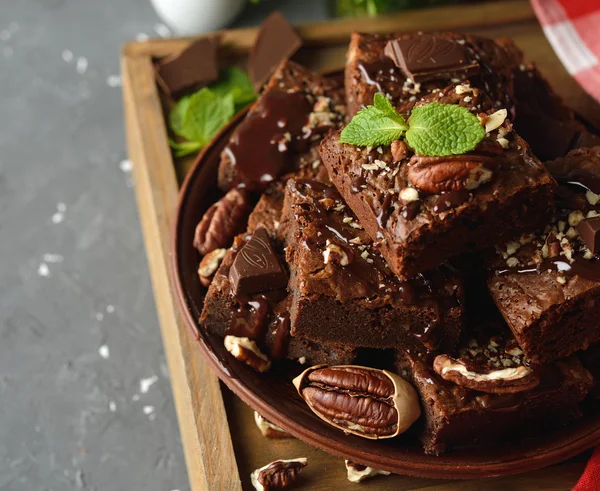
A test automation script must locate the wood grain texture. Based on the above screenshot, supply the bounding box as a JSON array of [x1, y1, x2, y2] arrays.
[[122, 1, 599, 489], [122, 55, 242, 491]]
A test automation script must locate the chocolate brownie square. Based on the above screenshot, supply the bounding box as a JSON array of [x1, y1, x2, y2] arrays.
[[345, 31, 522, 117], [396, 325, 593, 455], [321, 84, 556, 279], [279, 178, 464, 352], [218, 61, 346, 192], [488, 146, 600, 364], [200, 189, 358, 366]]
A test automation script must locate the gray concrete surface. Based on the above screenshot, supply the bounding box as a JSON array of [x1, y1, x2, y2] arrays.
[[0, 1, 328, 490]]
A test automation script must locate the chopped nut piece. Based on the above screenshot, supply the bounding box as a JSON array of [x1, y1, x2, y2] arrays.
[[483, 109, 508, 133], [455, 84, 473, 94], [587, 190, 600, 206], [391, 140, 408, 161], [568, 210, 585, 227], [506, 257, 519, 268], [250, 458, 307, 491], [198, 248, 227, 287], [506, 242, 520, 256], [224, 336, 271, 373], [323, 241, 351, 266], [399, 187, 419, 202], [433, 354, 540, 394], [254, 411, 292, 439], [345, 460, 390, 483]]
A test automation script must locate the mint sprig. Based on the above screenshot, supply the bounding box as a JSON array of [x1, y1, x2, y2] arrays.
[[340, 95, 486, 156], [169, 68, 256, 158], [340, 93, 409, 147]]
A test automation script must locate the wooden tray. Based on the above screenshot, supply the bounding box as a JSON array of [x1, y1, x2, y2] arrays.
[[121, 2, 600, 489]]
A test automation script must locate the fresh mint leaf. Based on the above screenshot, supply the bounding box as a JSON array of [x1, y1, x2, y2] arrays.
[[183, 89, 235, 146], [406, 102, 485, 156], [169, 95, 192, 139], [211, 67, 256, 110], [169, 139, 203, 158], [340, 94, 408, 147]]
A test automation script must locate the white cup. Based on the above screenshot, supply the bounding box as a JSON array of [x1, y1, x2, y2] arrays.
[[150, 0, 247, 35]]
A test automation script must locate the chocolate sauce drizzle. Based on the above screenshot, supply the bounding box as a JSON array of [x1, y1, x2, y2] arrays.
[[224, 90, 313, 189], [495, 170, 600, 282]]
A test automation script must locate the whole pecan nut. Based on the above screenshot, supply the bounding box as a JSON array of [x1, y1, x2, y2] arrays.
[[224, 335, 271, 373], [250, 458, 307, 491], [253, 411, 292, 439], [407, 154, 494, 194], [193, 188, 252, 256], [198, 248, 227, 287], [292, 365, 420, 439], [433, 354, 540, 394]]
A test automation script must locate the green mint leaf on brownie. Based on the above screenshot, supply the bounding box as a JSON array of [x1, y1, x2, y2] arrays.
[[211, 67, 256, 110], [340, 93, 409, 147], [405, 102, 486, 156], [183, 89, 235, 145]]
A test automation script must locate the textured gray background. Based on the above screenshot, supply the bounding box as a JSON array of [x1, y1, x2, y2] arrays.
[[0, 1, 328, 490]]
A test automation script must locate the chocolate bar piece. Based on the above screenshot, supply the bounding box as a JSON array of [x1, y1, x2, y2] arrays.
[[249, 12, 303, 91], [156, 37, 218, 96], [577, 217, 600, 254], [229, 227, 288, 295], [384, 35, 479, 83], [488, 146, 600, 363]]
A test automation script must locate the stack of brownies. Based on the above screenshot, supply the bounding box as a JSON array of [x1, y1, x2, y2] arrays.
[[194, 30, 600, 455]]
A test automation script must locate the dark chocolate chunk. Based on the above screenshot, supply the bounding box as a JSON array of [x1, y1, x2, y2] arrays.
[[384, 35, 479, 83], [156, 37, 218, 96], [577, 217, 600, 255], [571, 131, 600, 151], [249, 12, 303, 91], [229, 227, 288, 295]]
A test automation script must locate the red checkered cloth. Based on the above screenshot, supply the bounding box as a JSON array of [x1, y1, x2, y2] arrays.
[[531, 0, 600, 102]]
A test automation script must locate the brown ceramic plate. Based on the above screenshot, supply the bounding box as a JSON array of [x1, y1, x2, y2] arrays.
[[171, 79, 600, 480]]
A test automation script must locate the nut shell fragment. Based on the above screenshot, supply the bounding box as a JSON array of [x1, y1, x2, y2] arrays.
[[292, 365, 420, 439]]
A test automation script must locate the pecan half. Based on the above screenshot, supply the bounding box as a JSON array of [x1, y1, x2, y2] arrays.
[[193, 188, 252, 256], [250, 458, 307, 491], [292, 365, 420, 439], [345, 460, 390, 483], [254, 411, 292, 439], [433, 354, 540, 394], [224, 335, 271, 373], [198, 248, 227, 287], [391, 139, 408, 162], [407, 154, 494, 194]]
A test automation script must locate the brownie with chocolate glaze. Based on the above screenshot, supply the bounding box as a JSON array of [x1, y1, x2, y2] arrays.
[[488, 146, 600, 364], [345, 31, 522, 117], [200, 188, 358, 366], [218, 61, 345, 192], [396, 319, 593, 455], [321, 83, 556, 279], [279, 178, 464, 351]]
